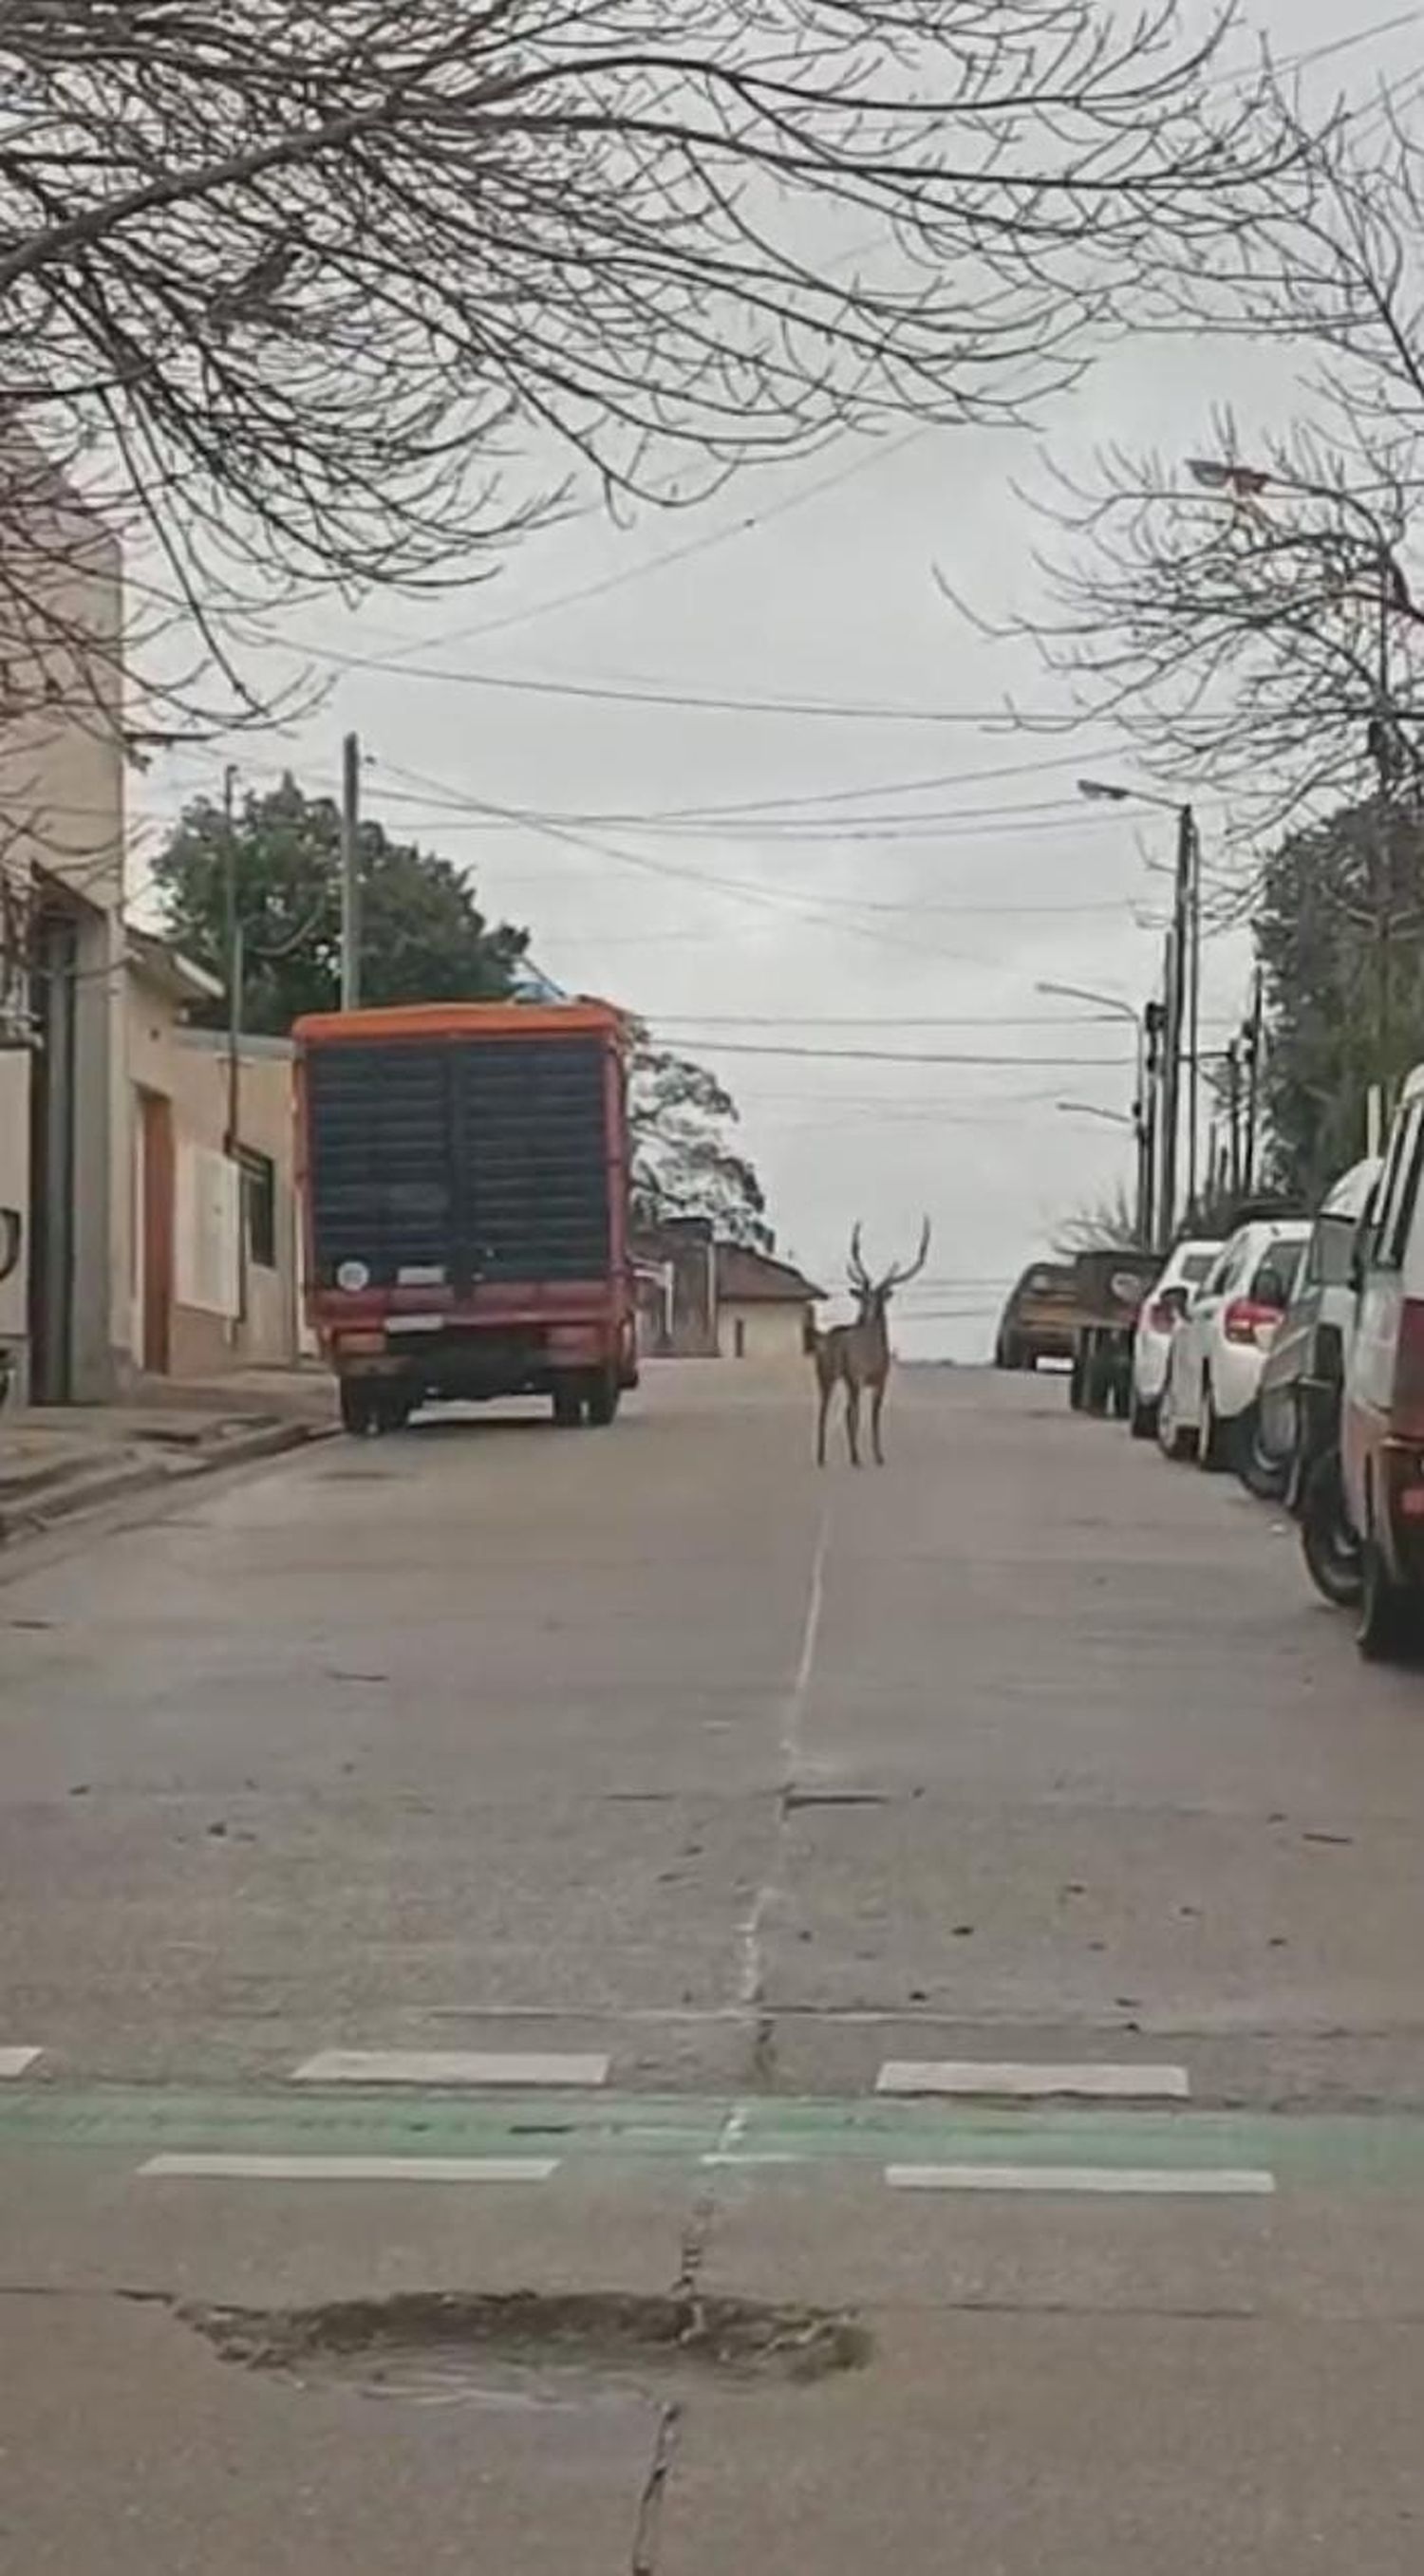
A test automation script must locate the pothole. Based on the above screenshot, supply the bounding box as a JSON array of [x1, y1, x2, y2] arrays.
[[178, 2288, 870, 2407]]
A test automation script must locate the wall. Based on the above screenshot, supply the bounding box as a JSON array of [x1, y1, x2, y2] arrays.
[[0, 449, 129, 1401], [125, 987, 299, 1375], [717, 1299, 811, 1364]]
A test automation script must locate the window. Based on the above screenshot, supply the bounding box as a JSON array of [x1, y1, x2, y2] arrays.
[[238, 1147, 276, 1271], [1374, 1104, 1424, 1274], [1256, 1238, 1304, 1301]]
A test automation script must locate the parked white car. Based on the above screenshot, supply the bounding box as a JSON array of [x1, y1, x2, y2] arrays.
[[1129, 1238, 1223, 1440], [1157, 1217, 1311, 1469]]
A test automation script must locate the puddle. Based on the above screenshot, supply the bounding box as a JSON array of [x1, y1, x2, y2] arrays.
[[179, 2287, 870, 2406]]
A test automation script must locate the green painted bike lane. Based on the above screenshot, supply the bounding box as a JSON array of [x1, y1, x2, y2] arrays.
[[2, 2085, 1424, 2187]]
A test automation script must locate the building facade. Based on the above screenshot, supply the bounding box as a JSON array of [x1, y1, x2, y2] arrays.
[[715, 1245, 825, 1363], [125, 940, 302, 1379], [0, 449, 130, 1405]]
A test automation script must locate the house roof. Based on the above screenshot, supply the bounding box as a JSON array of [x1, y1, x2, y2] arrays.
[[716, 1245, 825, 1304], [125, 926, 223, 1007]]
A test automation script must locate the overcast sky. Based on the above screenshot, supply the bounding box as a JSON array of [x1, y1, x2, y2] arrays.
[[146, 0, 1424, 1357]]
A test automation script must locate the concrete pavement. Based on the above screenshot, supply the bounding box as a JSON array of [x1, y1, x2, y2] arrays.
[[3, 1364, 1424, 2567]]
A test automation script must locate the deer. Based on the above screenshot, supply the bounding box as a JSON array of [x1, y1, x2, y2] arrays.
[[811, 1219, 931, 1467]]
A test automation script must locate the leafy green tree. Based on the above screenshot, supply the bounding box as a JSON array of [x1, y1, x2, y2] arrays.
[[629, 1042, 772, 1251], [152, 775, 526, 1033], [1256, 798, 1424, 1204]]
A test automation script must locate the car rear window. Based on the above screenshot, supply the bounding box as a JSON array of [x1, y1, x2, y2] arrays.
[[1182, 1252, 1214, 1284], [1257, 1238, 1304, 1298], [1311, 1214, 1357, 1288]]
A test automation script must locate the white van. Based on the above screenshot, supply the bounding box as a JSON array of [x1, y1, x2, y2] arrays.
[[1340, 1072, 1424, 1657]]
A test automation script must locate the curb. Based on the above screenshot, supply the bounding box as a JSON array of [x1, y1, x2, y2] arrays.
[[0, 1417, 333, 1551]]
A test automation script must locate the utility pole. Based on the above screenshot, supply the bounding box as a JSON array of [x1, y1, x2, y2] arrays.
[[1225, 1039, 1243, 1200], [1183, 803, 1202, 1223], [1140, 999, 1164, 1249], [1242, 965, 1264, 1196], [1159, 823, 1192, 1245], [221, 761, 247, 1335], [340, 730, 361, 1011]]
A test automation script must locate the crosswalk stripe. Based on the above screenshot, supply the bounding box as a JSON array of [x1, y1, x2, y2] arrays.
[[876, 2061, 1190, 2101], [138, 2153, 559, 2184], [291, 2049, 610, 2088], [886, 2163, 1274, 2196]]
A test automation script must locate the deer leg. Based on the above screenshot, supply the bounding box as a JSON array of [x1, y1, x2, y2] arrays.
[[815, 1378, 832, 1468], [871, 1380, 886, 1466], [845, 1382, 862, 1468]]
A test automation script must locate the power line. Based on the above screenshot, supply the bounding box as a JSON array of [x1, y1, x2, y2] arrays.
[[653, 1041, 1136, 1066], [365, 430, 933, 665], [321, 651, 1046, 728]]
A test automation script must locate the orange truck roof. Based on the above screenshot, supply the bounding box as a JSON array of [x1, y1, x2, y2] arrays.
[[292, 999, 628, 1046]]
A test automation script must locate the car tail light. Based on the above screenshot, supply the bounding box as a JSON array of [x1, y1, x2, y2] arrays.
[[1224, 1297, 1282, 1347], [1390, 1297, 1424, 1437]]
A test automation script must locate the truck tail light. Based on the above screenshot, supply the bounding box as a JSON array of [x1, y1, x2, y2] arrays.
[[1224, 1297, 1282, 1348], [336, 1330, 386, 1356], [1391, 1297, 1424, 1438]]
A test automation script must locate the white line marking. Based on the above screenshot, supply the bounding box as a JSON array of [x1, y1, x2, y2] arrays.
[[886, 2163, 1275, 2197], [139, 2154, 559, 2185], [0, 2047, 41, 2080], [701, 2152, 805, 2168], [876, 2061, 1190, 2101], [737, 1505, 831, 2011], [291, 2049, 609, 2088]]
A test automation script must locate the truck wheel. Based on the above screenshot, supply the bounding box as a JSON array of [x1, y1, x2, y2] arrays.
[[377, 1386, 414, 1434], [586, 1370, 620, 1428], [1358, 1539, 1419, 1663], [552, 1384, 584, 1429], [1130, 1393, 1158, 1442], [339, 1380, 376, 1437]]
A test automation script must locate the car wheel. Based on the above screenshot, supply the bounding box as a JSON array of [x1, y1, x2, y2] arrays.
[[1239, 1404, 1288, 1503], [551, 1383, 585, 1428], [1358, 1538, 1419, 1664], [1156, 1380, 1195, 1463], [1300, 1449, 1362, 1610], [1197, 1377, 1228, 1472]]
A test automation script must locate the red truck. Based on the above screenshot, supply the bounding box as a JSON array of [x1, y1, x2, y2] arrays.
[[294, 999, 637, 1434]]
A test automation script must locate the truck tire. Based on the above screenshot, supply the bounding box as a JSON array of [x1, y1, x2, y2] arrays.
[[1358, 1539, 1419, 1663], [552, 1383, 584, 1429], [339, 1380, 377, 1437], [586, 1370, 620, 1428], [1130, 1392, 1158, 1442]]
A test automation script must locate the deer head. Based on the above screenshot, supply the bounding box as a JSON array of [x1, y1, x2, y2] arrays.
[[847, 1218, 931, 1320]]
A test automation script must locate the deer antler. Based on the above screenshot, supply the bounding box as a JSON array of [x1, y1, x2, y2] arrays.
[[847, 1222, 871, 1291], [882, 1217, 931, 1291]]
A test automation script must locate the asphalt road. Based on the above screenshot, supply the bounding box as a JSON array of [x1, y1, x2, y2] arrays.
[[4, 1363, 1424, 2569]]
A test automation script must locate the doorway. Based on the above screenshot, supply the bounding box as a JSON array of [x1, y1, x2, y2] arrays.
[[27, 904, 77, 1403], [138, 1089, 174, 1374]]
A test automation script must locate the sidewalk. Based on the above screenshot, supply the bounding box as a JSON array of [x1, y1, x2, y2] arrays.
[[0, 1366, 336, 1549]]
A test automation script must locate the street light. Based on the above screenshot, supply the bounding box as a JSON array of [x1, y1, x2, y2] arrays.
[[1056, 1099, 1134, 1129], [1075, 775, 1200, 1240], [1035, 977, 1138, 1024]]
